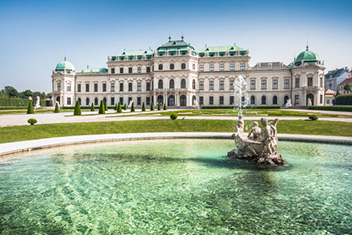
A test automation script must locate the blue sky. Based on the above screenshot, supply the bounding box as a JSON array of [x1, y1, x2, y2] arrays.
[[0, 0, 351, 93]]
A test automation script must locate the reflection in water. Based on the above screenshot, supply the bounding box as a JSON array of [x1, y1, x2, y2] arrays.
[[0, 139, 351, 234]]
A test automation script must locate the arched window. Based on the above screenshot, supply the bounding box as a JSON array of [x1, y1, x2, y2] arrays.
[[157, 95, 163, 104], [261, 96, 266, 105], [192, 64, 196, 70], [192, 80, 196, 89], [103, 97, 107, 106], [78, 98, 81, 105], [169, 79, 174, 89], [168, 95, 175, 106], [250, 96, 255, 105], [158, 64, 163, 70], [181, 79, 186, 89], [181, 63, 186, 69], [86, 98, 90, 106], [284, 96, 289, 105], [95, 98, 98, 106], [180, 95, 186, 106], [273, 96, 277, 105], [170, 64, 174, 70], [158, 79, 163, 89]]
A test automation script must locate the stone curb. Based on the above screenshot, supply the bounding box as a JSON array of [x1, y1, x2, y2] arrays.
[[0, 132, 351, 157]]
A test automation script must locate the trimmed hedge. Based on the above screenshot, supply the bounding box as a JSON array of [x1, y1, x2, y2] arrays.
[[27, 101, 34, 114], [201, 106, 281, 109], [308, 106, 352, 112], [27, 118, 37, 125], [73, 101, 81, 115], [99, 101, 105, 114], [170, 113, 178, 120], [335, 94, 352, 105], [54, 103, 60, 113], [0, 97, 48, 107], [309, 115, 319, 121]]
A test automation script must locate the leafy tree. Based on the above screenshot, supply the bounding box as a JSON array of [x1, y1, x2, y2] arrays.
[[99, 100, 105, 114], [163, 103, 167, 110], [54, 103, 60, 113], [142, 102, 146, 111], [131, 102, 135, 112], [117, 102, 122, 113], [27, 101, 34, 114], [158, 103, 161, 110], [90, 103, 95, 111], [21, 89, 33, 98], [344, 83, 351, 92], [74, 101, 81, 115], [150, 102, 154, 111], [5, 86, 18, 98]]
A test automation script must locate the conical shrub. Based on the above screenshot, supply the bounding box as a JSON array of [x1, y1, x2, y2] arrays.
[[124, 104, 127, 110], [142, 102, 146, 111], [114, 103, 118, 111], [158, 103, 161, 110], [74, 101, 81, 115], [105, 103, 108, 111], [131, 102, 135, 112], [27, 101, 34, 114], [117, 102, 122, 113], [163, 103, 167, 110], [99, 100, 105, 114], [150, 102, 154, 111], [54, 103, 60, 113], [90, 103, 95, 111]]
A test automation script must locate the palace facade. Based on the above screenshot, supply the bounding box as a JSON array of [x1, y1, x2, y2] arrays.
[[52, 37, 325, 108]]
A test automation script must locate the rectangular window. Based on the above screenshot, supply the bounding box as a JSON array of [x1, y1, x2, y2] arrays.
[[230, 80, 234, 90], [119, 97, 123, 105], [120, 83, 124, 92], [111, 83, 115, 92], [240, 63, 245, 70], [220, 64, 224, 71], [219, 81, 224, 90], [320, 95, 323, 104], [57, 83, 61, 91], [250, 80, 255, 90], [128, 97, 132, 104], [128, 83, 132, 91], [66, 84, 71, 92], [146, 97, 150, 105], [284, 79, 290, 89], [209, 96, 214, 105], [199, 81, 204, 90], [137, 97, 141, 105], [261, 80, 267, 90], [199, 65, 204, 72], [67, 97, 71, 105], [295, 78, 300, 88], [94, 84, 98, 92], [103, 83, 107, 92], [111, 68, 115, 74], [86, 83, 90, 92], [209, 81, 214, 90], [146, 82, 151, 91], [230, 64, 235, 71], [120, 67, 124, 74], [308, 77, 313, 87], [111, 97, 115, 106], [219, 96, 224, 105], [137, 67, 141, 73], [230, 96, 234, 105], [129, 67, 132, 74], [295, 95, 299, 105], [77, 84, 81, 92], [147, 67, 151, 73], [199, 96, 203, 105], [137, 82, 141, 91], [272, 80, 278, 89], [210, 64, 214, 71]]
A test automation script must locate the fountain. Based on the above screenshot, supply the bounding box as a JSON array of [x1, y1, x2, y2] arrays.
[[227, 75, 285, 165]]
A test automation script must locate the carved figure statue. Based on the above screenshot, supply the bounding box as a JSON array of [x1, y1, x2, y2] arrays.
[[285, 99, 292, 108], [35, 96, 41, 109], [260, 118, 278, 155], [247, 121, 262, 141]]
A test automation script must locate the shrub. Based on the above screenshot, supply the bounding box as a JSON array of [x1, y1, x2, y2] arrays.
[[99, 101, 105, 114], [27, 101, 34, 114], [158, 103, 161, 110], [74, 101, 81, 115], [117, 102, 122, 113], [150, 102, 154, 111], [114, 103, 118, 111], [54, 103, 60, 113], [308, 106, 352, 112], [170, 113, 178, 120], [142, 102, 146, 111], [124, 104, 127, 110], [201, 106, 281, 109], [91, 103, 95, 111], [105, 103, 108, 111], [27, 118, 37, 125], [335, 94, 352, 105], [131, 102, 135, 112], [164, 103, 167, 110], [309, 115, 318, 121]]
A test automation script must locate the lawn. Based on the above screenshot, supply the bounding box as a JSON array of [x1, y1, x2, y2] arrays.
[[0, 119, 351, 144]]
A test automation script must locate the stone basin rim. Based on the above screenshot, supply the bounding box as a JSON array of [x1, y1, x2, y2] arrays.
[[0, 132, 351, 157]]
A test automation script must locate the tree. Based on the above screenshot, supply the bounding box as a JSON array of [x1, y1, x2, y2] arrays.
[[90, 103, 95, 111], [131, 102, 135, 112], [99, 100, 105, 114], [142, 102, 146, 111], [158, 103, 161, 110], [74, 101, 81, 115], [27, 101, 34, 114], [5, 86, 18, 98], [344, 83, 351, 92], [54, 103, 60, 113], [163, 103, 167, 110], [150, 102, 154, 111], [117, 102, 122, 113], [21, 89, 33, 98]]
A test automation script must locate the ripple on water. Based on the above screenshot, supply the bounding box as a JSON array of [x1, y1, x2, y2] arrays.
[[0, 139, 351, 234]]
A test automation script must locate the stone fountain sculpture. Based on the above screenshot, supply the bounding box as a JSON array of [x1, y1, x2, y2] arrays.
[[227, 75, 285, 165]]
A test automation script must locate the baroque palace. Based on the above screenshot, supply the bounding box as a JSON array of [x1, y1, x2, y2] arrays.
[[52, 37, 325, 108]]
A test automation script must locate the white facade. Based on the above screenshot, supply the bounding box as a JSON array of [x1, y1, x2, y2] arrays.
[[52, 39, 325, 108]]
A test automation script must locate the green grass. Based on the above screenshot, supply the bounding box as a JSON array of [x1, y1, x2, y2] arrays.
[[0, 119, 351, 144]]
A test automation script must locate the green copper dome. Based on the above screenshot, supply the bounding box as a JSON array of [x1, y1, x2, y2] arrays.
[[55, 57, 75, 73], [294, 46, 319, 65]]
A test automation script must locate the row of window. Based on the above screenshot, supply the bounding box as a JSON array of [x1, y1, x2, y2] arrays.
[[77, 82, 152, 93], [157, 79, 195, 89], [76, 97, 150, 106], [158, 63, 187, 70], [199, 63, 245, 72], [198, 95, 288, 106], [111, 67, 151, 74]]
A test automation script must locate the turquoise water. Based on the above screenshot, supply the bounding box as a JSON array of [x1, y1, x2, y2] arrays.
[[0, 139, 351, 234]]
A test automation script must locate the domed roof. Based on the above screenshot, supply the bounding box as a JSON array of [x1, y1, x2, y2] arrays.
[[295, 46, 319, 63], [55, 57, 75, 73]]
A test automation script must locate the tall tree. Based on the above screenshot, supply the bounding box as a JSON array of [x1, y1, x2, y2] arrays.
[[5, 86, 18, 98], [344, 83, 351, 92]]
